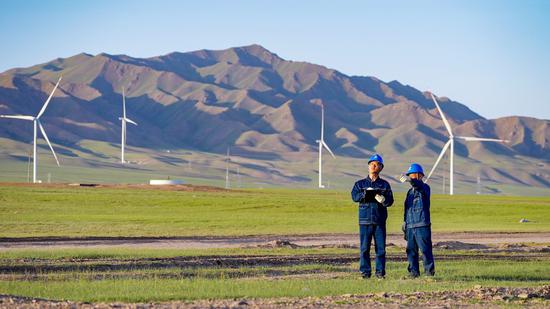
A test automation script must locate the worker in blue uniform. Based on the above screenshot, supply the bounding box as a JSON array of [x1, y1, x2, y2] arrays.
[[351, 154, 394, 278]]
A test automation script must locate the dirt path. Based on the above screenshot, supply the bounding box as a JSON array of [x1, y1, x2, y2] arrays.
[[1, 232, 549, 250], [3, 253, 548, 275]]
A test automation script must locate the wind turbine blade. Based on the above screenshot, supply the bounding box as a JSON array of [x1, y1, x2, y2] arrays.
[[430, 93, 453, 137], [125, 118, 138, 126], [37, 76, 62, 119], [37, 120, 60, 166], [0, 115, 35, 121], [456, 136, 508, 143], [426, 139, 451, 181], [321, 141, 335, 158]]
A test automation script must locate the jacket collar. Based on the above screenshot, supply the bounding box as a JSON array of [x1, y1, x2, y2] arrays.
[[366, 175, 381, 183]]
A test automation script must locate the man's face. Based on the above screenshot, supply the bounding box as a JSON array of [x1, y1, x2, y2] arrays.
[[409, 173, 424, 180], [369, 161, 383, 174]]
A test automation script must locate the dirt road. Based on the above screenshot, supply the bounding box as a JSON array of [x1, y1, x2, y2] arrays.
[[1, 232, 549, 250]]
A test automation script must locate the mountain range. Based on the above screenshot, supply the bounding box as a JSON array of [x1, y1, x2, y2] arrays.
[[0, 44, 549, 190]]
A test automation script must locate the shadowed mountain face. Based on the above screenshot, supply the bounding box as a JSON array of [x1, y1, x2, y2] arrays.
[[0, 45, 549, 188]]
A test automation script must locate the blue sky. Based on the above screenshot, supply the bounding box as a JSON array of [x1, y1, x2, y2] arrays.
[[1, 0, 549, 120]]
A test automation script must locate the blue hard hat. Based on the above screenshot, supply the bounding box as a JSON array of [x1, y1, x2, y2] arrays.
[[406, 163, 424, 176], [368, 154, 384, 165]]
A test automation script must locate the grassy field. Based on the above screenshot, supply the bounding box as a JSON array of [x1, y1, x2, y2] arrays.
[[3, 263, 549, 302], [0, 247, 548, 303], [0, 184, 549, 305], [1, 184, 549, 238]]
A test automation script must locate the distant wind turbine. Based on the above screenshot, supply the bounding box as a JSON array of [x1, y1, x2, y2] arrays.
[[426, 93, 508, 195], [119, 88, 138, 164], [0, 77, 62, 183], [316, 103, 335, 188]]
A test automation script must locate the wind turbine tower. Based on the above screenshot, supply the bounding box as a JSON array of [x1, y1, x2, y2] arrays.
[[119, 88, 138, 164], [0, 77, 62, 183], [316, 103, 335, 188], [426, 93, 508, 195]]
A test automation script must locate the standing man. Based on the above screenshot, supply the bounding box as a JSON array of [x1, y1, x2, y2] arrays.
[[400, 163, 435, 277], [351, 154, 394, 279]]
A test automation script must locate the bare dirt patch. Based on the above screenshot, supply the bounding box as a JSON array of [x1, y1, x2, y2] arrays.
[[1, 232, 549, 250], [1, 252, 547, 275]]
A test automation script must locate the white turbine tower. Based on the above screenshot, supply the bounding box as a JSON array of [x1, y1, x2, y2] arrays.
[[0, 77, 62, 183], [119, 88, 138, 164], [316, 103, 335, 188], [426, 93, 508, 195]]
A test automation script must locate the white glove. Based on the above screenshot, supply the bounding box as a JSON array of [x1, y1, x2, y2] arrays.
[[375, 194, 385, 204], [399, 175, 410, 183]]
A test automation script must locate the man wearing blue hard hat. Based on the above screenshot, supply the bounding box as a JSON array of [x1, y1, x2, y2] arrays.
[[351, 153, 394, 279], [400, 163, 435, 277]]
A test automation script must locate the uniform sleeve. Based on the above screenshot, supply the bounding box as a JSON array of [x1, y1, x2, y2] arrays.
[[424, 184, 431, 207], [351, 181, 365, 203], [403, 198, 407, 222]]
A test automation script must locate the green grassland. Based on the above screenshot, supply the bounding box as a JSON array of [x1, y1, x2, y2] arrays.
[[1, 185, 549, 303], [3, 263, 549, 302], [0, 247, 548, 302], [1, 185, 549, 238]]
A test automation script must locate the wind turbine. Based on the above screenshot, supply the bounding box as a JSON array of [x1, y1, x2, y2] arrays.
[[119, 88, 137, 164], [0, 77, 62, 183], [426, 93, 508, 195], [316, 103, 335, 188]]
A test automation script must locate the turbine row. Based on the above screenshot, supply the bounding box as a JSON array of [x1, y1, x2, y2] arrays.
[[0, 76, 507, 192], [0, 78, 137, 182]]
